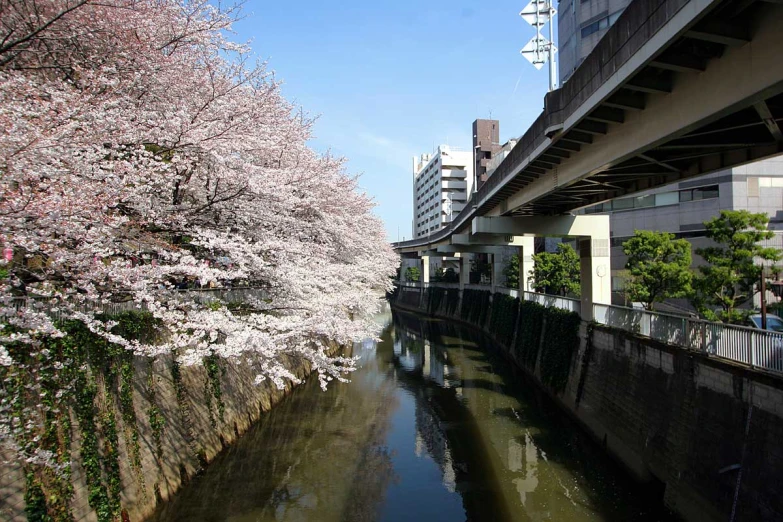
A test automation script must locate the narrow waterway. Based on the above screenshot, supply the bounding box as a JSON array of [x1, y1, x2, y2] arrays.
[[149, 307, 676, 522]]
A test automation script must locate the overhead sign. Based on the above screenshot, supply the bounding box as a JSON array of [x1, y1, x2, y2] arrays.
[[519, 0, 555, 27], [520, 35, 556, 70]]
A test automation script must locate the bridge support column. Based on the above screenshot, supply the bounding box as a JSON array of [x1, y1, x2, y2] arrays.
[[421, 255, 430, 288], [517, 237, 535, 294], [579, 238, 611, 322], [471, 215, 611, 320], [458, 255, 469, 291]]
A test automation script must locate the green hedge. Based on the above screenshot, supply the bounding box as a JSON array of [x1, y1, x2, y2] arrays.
[[444, 288, 460, 318], [538, 307, 582, 393], [513, 301, 546, 369], [398, 287, 422, 308], [488, 294, 518, 348], [427, 286, 446, 316], [460, 289, 491, 328]]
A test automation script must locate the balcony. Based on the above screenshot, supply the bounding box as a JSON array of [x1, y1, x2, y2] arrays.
[[441, 169, 467, 179], [441, 179, 467, 190]]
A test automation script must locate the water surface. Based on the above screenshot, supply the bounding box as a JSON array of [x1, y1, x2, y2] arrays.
[[150, 307, 675, 522]]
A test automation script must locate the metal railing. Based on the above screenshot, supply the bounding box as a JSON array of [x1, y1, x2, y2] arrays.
[[593, 303, 783, 374], [391, 281, 783, 375], [522, 291, 581, 315]]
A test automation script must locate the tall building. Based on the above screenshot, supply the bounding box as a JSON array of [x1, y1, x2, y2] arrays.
[[412, 146, 474, 238], [472, 119, 501, 191], [558, 0, 631, 84]]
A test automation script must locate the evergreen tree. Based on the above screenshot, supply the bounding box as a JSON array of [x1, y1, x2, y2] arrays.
[[529, 244, 580, 296], [622, 230, 692, 310], [692, 210, 780, 323]]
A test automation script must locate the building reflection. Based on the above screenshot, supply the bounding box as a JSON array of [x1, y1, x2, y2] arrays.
[[392, 314, 459, 494]]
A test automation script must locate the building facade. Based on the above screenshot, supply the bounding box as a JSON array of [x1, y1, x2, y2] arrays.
[[558, 0, 631, 84], [472, 119, 501, 191], [412, 145, 474, 239], [578, 159, 783, 306]]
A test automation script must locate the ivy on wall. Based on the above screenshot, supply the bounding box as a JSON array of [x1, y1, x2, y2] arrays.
[[538, 308, 582, 393], [204, 353, 226, 428], [426, 286, 445, 316], [489, 294, 518, 348], [391, 287, 583, 397], [513, 301, 546, 369], [460, 289, 491, 328], [4, 311, 163, 522], [147, 364, 166, 460]]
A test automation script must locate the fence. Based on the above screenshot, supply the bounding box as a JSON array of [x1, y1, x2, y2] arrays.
[[593, 303, 783, 374], [522, 291, 582, 315], [392, 281, 783, 376]]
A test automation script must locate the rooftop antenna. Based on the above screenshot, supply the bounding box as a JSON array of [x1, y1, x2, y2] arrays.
[[519, 0, 558, 92]]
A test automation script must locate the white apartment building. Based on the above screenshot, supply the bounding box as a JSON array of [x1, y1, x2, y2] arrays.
[[412, 146, 474, 238]]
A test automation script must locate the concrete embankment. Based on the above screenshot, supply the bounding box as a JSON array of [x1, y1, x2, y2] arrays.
[[391, 284, 783, 522], [0, 327, 340, 522]]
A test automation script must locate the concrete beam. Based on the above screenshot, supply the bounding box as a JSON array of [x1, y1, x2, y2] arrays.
[[471, 215, 610, 239], [436, 244, 509, 255], [488, 5, 783, 218], [471, 215, 611, 319], [451, 233, 528, 246]]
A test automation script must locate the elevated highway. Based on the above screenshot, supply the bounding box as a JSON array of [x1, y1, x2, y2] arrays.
[[393, 0, 783, 256]]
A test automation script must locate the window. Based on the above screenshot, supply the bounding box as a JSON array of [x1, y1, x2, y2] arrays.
[[612, 197, 634, 210], [680, 185, 719, 202], [636, 195, 655, 208], [581, 21, 600, 38], [655, 192, 679, 206], [608, 10, 623, 25], [693, 185, 719, 200]]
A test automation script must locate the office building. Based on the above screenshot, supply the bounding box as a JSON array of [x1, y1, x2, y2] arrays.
[[412, 146, 474, 238], [558, 0, 631, 84]]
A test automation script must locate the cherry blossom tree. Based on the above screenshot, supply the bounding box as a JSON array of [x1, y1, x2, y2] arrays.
[[0, 0, 398, 471]]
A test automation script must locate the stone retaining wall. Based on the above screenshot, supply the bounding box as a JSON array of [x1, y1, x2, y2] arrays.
[[0, 344, 333, 522], [391, 285, 783, 522]]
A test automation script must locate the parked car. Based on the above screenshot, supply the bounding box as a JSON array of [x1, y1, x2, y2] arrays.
[[747, 314, 783, 332], [746, 314, 783, 371]]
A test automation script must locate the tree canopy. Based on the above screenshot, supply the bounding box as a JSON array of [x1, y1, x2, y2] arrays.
[[692, 210, 780, 323], [0, 0, 398, 467], [622, 230, 692, 310], [503, 254, 520, 289], [528, 243, 580, 296]]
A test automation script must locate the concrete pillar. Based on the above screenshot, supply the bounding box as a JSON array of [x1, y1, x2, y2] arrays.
[[421, 255, 430, 287], [458, 255, 470, 291], [579, 238, 611, 321], [492, 253, 504, 293], [517, 237, 535, 293]]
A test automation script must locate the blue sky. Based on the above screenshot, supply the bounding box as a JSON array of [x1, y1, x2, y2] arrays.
[[233, 1, 553, 241]]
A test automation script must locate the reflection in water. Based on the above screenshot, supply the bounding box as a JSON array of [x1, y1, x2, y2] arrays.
[[150, 308, 675, 522]]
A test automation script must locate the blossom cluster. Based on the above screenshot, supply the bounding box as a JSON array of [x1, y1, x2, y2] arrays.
[[0, 0, 397, 406]]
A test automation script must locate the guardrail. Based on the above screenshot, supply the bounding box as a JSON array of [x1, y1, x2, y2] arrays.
[[593, 303, 783, 374], [522, 291, 581, 315], [392, 282, 783, 375]]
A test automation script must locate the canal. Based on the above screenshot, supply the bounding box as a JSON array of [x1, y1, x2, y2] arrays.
[[149, 307, 676, 522]]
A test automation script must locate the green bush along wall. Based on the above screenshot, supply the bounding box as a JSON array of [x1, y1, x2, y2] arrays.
[[488, 294, 518, 348]]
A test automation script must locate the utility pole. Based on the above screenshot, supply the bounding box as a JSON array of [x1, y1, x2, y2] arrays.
[[519, 0, 558, 92]]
